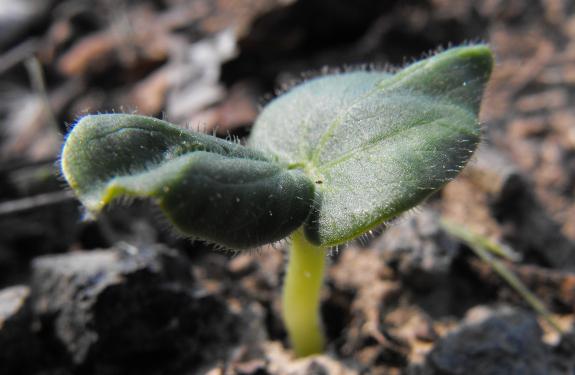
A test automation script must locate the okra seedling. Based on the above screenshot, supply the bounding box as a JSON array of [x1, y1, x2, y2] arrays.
[[61, 45, 493, 357]]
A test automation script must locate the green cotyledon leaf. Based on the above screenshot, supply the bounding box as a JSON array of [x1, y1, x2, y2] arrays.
[[61, 114, 315, 250], [249, 45, 494, 247]]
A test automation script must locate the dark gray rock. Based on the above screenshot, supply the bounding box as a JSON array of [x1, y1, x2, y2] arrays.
[[415, 305, 572, 375], [31, 243, 240, 374], [0, 285, 41, 374], [376, 210, 457, 290]]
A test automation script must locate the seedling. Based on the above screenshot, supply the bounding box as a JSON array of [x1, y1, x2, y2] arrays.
[[61, 45, 493, 357]]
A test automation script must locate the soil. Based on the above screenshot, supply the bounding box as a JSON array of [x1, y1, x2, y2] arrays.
[[1, 1, 575, 375]]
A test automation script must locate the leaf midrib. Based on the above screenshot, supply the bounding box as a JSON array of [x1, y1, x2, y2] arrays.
[[307, 77, 382, 168], [304, 98, 472, 177]]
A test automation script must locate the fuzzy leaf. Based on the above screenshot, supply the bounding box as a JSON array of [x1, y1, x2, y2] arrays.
[[61, 114, 315, 250], [249, 45, 493, 246]]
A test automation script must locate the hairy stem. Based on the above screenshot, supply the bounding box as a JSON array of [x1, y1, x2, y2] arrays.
[[281, 229, 327, 357]]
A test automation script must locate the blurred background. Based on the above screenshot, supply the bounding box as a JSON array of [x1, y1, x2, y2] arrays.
[[1, 0, 575, 299], [2, 1, 575, 374], [0, 0, 497, 285]]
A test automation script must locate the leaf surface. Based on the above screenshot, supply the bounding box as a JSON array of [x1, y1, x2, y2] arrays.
[[249, 45, 493, 246], [61, 114, 315, 250]]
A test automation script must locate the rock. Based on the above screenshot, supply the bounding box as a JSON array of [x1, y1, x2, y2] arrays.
[[0, 285, 40, 374], [415, 305, 572, 375], [30, 243, 241, 373], [552, 332, 575, 374], [375, 210, 458, 291]]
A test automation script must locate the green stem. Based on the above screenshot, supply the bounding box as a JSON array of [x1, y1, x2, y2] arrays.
[[281, 229, 327, 357]]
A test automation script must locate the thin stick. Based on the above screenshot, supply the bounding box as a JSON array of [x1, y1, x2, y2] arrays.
[[24, 56, 60, 134], [0, 190, 75, 216], [440, 218, 563, 334]]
